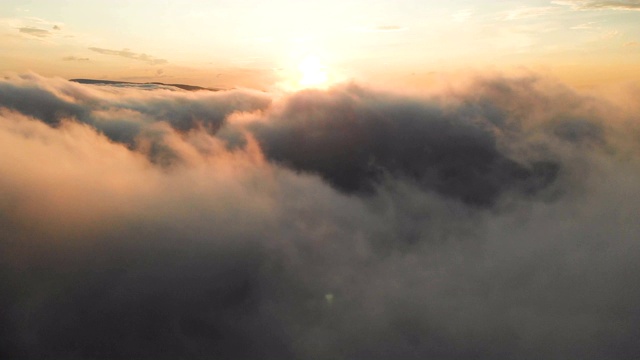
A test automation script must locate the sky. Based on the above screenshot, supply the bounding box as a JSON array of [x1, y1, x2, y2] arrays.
[[1, 0, 640, 89], [2, 2, 640, 359]]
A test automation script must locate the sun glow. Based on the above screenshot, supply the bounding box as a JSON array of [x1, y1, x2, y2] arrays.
[[297, 55, 328, 88]]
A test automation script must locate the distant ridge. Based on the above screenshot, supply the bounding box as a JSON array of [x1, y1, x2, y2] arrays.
[[69, 78, 224, 92]]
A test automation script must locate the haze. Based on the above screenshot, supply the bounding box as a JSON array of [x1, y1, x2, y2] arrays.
[[1, 0, 639, 88]]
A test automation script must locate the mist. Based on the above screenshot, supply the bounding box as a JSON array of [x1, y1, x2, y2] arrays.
[[1, 73, 640, 359]]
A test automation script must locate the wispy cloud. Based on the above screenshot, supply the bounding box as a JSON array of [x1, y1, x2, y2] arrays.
[[22, 16, 64, 28], [4, 17, 66, 41], [600, 29, 621, 39], [500, 6, 557, 20], [88, 47, 168, 65], [553, 0, 640, 11], [624, 41, 639, 46], [18, 26, 50, 37], [352, 25, 408, 33], [371, 25, 406, 32], [571, 21, 599, 29], [452, 9, 474, 22], [62, 55, 90, 62]]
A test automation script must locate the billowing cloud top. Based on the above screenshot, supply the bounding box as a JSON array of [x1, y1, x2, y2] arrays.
[[1, 73, 640, 359]]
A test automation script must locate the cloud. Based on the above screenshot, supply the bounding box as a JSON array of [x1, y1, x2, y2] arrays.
[[1, 73, 640, 359], [452, 9, 474, 22], [18, 26, 51, 37], [353, 25, 408, 33], [624, 41, 639, 46], [62, 55, 90, 62], [571, 21, 599, 29], [371, 25, 407, 32], [17, 16, 65, 30], [600, 29, 621, 39], [249, 84, 560, 206], [88, 47, 168, 65], [553, 0, 640, 11], [500, 6, 557, 20], [0, 73, 270, 144], [11, 17, 64, 38]]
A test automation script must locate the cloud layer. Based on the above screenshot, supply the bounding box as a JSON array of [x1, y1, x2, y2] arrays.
[[1, 73, 640, 359]]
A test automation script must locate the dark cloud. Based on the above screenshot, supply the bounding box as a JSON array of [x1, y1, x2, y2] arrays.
[[249, 84, 560, 206], [0, 77, 89, 124], [554, 0, 640, 10], [88, 47, 169, 65], [1, 73, 640, 359], [18, 27, 50, 37]]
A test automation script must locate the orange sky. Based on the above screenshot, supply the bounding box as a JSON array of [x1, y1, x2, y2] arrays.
[[1, 0, 639, 90]]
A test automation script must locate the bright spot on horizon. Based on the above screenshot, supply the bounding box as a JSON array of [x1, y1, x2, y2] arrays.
[[298, 55, 328, 88]]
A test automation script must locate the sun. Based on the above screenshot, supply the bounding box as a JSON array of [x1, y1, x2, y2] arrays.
[[297, 55, 328, 88], [276, 53, 338, 91]]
